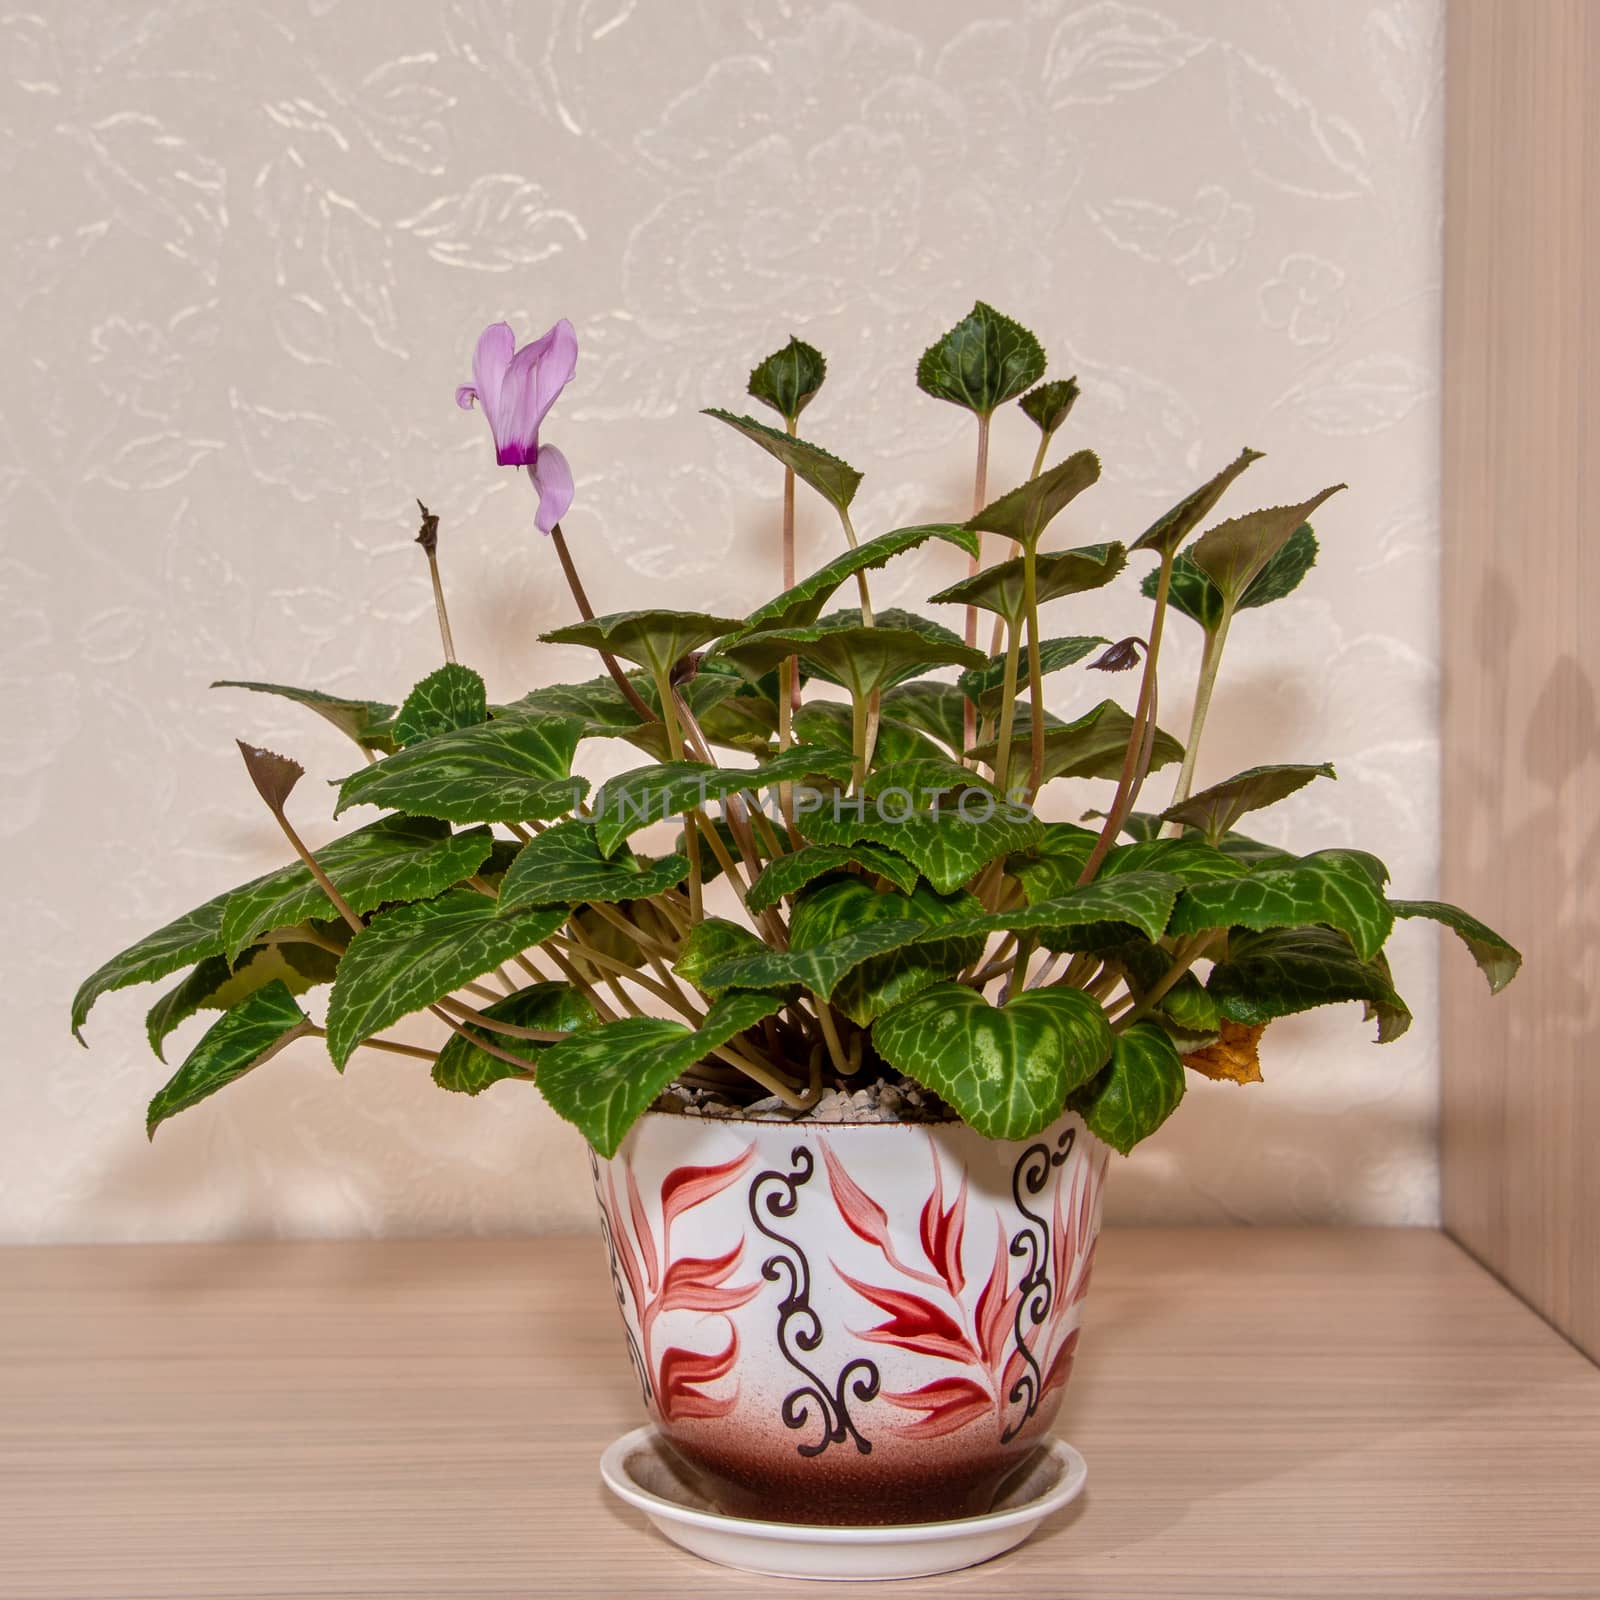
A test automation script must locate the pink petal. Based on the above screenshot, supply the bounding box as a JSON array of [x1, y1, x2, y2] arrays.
[[470, 321, 516, 439], [495, 319, 578, 464], [530, 443, 574, 532], [455, 384, 479, 411]]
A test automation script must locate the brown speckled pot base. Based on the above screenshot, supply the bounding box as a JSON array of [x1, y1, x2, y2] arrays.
[[590, 1109, 1107, 1528]]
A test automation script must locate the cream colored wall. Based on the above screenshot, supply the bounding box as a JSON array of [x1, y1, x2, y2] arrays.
[[2, 0, 1445, 1239]]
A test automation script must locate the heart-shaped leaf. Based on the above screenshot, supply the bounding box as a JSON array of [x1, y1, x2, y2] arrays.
[[324, 891, 567, 1068], [591, 748, 853, 857], [964, 449, 1102, 553], [1006, 824, 1103, 902], [1189, 486, 1344, 605], [699, 916, 939, 1002], [957, 635, 1107, 710], [1208, 926, 1412, 1040], [73, 877, 280, 1042], [221, 816, 493, 962], [146, 943, 338, 1061], [931, 543, 1126, 624], [1131, 447, 1264, 557], [146, 982, 314, 1138], [704, 408, 862, 512], [334, 716, 586, 825], [790, 878, 985, 1026], [537, 991, 786, 1157], [497, 820, 690, 910], [212, 680, 397, 754], [541, 610, 744, 676], [392, 664, 488, 747], [1158, 763, 1336, 844], [872, 983, 1113, 1139], [1168, 848, 1392, 961], [718, 613, 984, 698], [1100, 836, 1257, 886], [1018, 377, 1081, 437], [924, 870, 1181, 948], [742, 524, 977, 636], [432, 982, 598, 1095], [1151, 523, 1320, 633], [746, 842, 921, 914], [877, 682, 980, 754], [798, 786, 1043, 895], [968, 699, 1184, 786], [748, 336, 827, 422], [1070, 1022, 1185, 1155], [1391, 900, 1521, 994], [674, 918, 771, 999], [794, 701, 944, 765], [916, 302, 1046, 415]]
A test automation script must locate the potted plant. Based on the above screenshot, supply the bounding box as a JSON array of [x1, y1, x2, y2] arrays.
[[72, 302, 1518, 1559]]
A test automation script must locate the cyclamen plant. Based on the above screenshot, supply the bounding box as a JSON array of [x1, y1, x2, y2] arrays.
[[73, 302, 1521, 1161]]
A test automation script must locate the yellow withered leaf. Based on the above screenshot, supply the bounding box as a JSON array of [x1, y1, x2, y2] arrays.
[[1183, 1020, 1267, 1085]]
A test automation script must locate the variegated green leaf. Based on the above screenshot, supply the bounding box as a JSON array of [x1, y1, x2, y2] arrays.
[[1207, 926, 1412, 1040], [1070, 1022, 1185, 1155], [392, 664, 487, 747], [746, 842, 921, 914], [146, 943, 338, 1061], [747, 336, 826, 422], [496, 820, 690, 910], [931, 543, 1126, 624], [1391, 900, 1521, 994], [541, 610, 743, 676], [431, 982, 598, 1095], [1158, 763, 1336, 844], [212, 680, 397, 754], [916, 302, 1046, 415], [704, 408, 862, 512]]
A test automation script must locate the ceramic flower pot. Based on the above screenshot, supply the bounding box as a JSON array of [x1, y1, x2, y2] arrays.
[[590, 1108, 1109, 1527]]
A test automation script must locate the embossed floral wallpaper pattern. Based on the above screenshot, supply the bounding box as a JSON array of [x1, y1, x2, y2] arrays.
[[1, 0, 1445, 1239]]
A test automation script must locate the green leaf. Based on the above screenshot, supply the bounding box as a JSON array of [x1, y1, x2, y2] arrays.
[[1152, 524, 1321, 632], [873, 983, 1113, 1140], [957, 635, 1107, 710], [324, 891, 568, 1069], [929, 870, 1181, 949], [220, 816, 494, 962], [742, 524, 978, 636], [1189, 486, 1344, 606], [916, 302, 1046, 415], [1130, 447, 1264, 557], [965, 449, 1101, 553], [73, 881, 262, 1041], [1207, 926, 1411, 1039], [716, 616, 984, 699], [798, 785, 1043, 895], [700, 916, 940, 1003], [497, 820, 690, 910], [392, 664, 488, 747], [146, 943, 338, 1061], [147, 982, 314, 1138], [334, 716, 586, 826], [540, 610, 744, 677], [674, 918, 771, 1000], [431, 982, 598, 1095], [748, 336, 827, 422], [968, 699, 1184, 786], [538, 991, 786, 1157], [746, 842, 920, 914], [790, 878, 985, 1027], [504, 668, 752, 762], [931, 542, 1126, 624], [591, 749, 854, 858], [1391, 900, 1522, 994], [212, 680, 397, 754], [876, 682, 975, 754], [794, 701, 944, 765], [1007, 824, 1103, 903], [1159, 762, 1336, 844], [1018, 378, 1081, 437], [1070, 1023, 1185, 1156], [1168, 848, 1393, 961], [1100, 836, 1256, 886], [703, 408, 863, 512]]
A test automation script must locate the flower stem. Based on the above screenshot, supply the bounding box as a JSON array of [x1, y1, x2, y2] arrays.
[[962, 411, 992, 762], [414, 500, 457, 665], [1167, 605, 1234, 820], [1023, 543, 1047, 796], [548, 521, 658, 724], [991, 612, 1024, 794]]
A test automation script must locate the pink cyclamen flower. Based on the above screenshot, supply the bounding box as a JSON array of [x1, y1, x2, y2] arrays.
[[456, 319, 577, 533]]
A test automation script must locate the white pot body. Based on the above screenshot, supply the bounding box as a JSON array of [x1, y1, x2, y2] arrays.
[[590, 1109, 1109, 1526]]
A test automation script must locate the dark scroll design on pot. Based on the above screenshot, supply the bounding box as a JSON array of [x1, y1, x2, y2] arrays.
[[589, 1149, 651, 1405], [1001, 1126, 1074, 1443], [748, 1146, 880, 1457]]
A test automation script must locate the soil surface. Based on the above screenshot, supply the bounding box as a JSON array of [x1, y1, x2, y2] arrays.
[[651, 1076, 957, 1124]]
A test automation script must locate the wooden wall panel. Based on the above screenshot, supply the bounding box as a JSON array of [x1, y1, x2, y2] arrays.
[[1441, 0, 1600, 1361]]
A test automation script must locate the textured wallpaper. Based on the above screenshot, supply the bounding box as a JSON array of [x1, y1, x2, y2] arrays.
[[1, 0, 1445, 1240]]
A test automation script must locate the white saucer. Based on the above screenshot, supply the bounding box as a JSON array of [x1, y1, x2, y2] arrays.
[[599, 1424, 1087, 1582]]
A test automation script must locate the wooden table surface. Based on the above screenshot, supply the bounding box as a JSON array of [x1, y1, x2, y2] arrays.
[[2, 1228, 1597, 1599]]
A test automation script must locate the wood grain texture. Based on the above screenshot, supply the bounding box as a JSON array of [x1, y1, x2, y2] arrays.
[[2, 1230, 1597, 1599], [1440, 0, 1600, 1360]]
